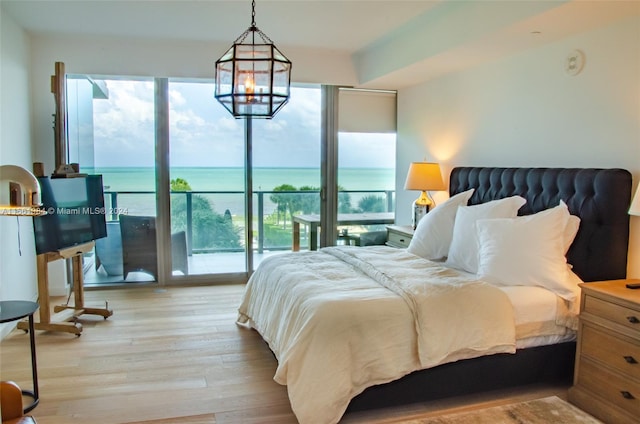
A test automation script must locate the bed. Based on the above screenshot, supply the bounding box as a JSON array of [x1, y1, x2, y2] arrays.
[[237, 167, 632, 424]]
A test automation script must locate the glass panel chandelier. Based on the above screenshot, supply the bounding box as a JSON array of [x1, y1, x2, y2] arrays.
[[214, 0, 292, 119]]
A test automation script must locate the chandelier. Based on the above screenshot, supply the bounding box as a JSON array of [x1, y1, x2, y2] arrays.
[[214, 0, 292, 119]]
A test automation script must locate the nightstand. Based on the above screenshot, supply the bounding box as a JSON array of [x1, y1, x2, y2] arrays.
[[568, 279, 640, 424], [385, 225, 414, 248]]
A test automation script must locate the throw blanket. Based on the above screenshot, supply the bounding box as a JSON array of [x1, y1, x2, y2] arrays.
[[237, 246, 516, 424]]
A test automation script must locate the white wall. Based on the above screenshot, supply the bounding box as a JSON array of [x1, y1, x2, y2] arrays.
[[396, 16, 640, 277], [0, 9, 39, 337]]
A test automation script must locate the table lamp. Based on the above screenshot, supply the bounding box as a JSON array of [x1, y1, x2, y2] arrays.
[[404, 162, 445, 229], [0, 165, 45, 216]]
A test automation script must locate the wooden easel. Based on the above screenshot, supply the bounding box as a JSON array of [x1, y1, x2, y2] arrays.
[[17, 62, 113, 335], [17, 242, 113, 336]]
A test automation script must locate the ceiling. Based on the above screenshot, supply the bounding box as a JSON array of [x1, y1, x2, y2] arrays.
[[2, 0, 638, 88], [1, 0, 440, 51]]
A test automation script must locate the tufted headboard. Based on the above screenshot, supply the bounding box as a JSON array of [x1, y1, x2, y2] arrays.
[[449, 167, 632, 282]]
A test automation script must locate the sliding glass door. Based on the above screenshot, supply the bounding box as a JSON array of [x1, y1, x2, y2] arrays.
[[337, 132, 396, 245], [252, 86, 322, 258], [68, 77, 161, 285], [334, 88, 397, 247], [164, 82, 323, 279], [167, 80, 247, 279], [67, 76, 395, 286]]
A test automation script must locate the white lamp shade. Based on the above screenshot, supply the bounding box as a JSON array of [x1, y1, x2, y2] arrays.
[[0, 165, 44, 216], [630, 185, 640, 216], [404, 162, 446, 191]]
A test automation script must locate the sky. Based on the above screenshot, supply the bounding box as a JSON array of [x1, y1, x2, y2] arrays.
[[90, 79, 396, 169]]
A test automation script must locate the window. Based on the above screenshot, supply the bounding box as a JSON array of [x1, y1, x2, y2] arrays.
[[66, 77, 396, 285]]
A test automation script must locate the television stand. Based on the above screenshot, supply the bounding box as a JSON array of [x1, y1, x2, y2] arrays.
[[17, 242, 113, 336]]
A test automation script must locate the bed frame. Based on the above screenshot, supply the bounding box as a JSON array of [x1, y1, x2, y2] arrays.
[[348, 167, 632, 412]]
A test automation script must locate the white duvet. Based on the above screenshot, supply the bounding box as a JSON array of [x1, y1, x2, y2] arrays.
[[237, 246, 519, 424]]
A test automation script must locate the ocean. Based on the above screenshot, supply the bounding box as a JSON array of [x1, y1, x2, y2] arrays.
[[86, 167, 395, 217]]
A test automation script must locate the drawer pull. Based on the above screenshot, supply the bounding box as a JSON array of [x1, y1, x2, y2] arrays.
[[620, 391, 636, 400], [624, 355, 638, 364], [399, 238, 405, 243], [627, 316, 640, 324]]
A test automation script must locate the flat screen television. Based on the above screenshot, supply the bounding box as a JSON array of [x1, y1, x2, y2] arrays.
[[33, 175, 107, 255]]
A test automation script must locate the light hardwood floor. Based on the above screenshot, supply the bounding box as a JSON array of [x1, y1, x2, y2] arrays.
[[1, 284, 569, 424]]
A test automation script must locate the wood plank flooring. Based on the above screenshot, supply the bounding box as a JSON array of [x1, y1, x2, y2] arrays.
[[0, 284, 569, 424]]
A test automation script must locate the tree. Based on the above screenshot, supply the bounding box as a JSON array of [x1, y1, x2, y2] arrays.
[[270, 184, 297, 228], [298, 185, 320, 214], [170, 177, 191, 192], [356, 195, 386, 213], [171, 178, 241, 250], [270, 184, 352, 220], [338, 185, 352, 213]]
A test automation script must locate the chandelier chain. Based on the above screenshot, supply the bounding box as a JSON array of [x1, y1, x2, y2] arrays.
[[214, 0, 291, 118], [256, 28, 273, 45], [233, 0, 274, 45], [233, 27, 272, 45], [251, 0, 256, 27]]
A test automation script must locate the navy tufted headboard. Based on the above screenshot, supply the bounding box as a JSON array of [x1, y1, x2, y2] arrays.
[[449, 167, 632, 282]]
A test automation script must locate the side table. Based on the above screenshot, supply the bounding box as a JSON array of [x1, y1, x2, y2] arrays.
[[0, 300, 39, 413], [386, 225, 414, 248]]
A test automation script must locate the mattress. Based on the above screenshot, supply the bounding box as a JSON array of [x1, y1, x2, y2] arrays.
[[451, 265, 581, 348], [498, 285, 577, 348]]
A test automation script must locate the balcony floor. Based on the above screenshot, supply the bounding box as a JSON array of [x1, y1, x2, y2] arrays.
[[83, 250, 291, 286]]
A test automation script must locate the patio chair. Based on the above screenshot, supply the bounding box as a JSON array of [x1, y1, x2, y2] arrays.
[[351, 230, 388, 247], [171, 230, 188, 276], [119, 215, 188, 281], [95, 221, 123, 276]]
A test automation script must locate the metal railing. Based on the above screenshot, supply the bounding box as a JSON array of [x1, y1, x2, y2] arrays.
[[104, 189, 395, 254]]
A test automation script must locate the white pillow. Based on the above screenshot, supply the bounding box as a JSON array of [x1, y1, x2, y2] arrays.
[[564, 214, 580, 254], [475, 201, 576, 301], [407, 189, 475, 260], [445, 196, 526, 274]]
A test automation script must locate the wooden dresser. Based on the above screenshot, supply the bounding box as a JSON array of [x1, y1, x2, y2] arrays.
[[568, 279, 640, 424]]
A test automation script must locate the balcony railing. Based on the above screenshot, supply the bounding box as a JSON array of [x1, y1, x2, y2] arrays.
[[103, 189, 395, 254]]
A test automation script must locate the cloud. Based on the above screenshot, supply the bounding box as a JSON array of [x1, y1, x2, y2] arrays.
[[93, 80, 155, 166], [89, 81, 393, 170], [339, 132, 396, 168]]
